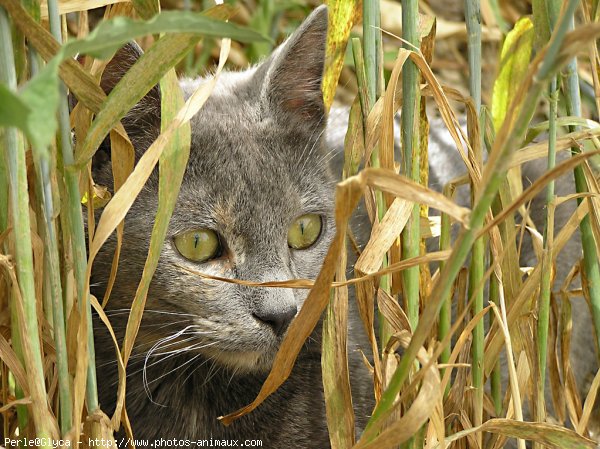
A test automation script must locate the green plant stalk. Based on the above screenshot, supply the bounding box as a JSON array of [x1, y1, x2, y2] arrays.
[[438, 184, 453, 399], [46, 0, 99, 412], [465, 0, 484, 438], [562, 45, 600, 357], [1, 124, 28, 432], [37, 157, 73, 434], [23, 15, 72, 427], [363, 0, 381, 103], [353, 32, 390, 350], [483, 109, 503, 418], [3, 148, 29, 434], [401, 0, 420, 333], [1, 6, 52, 442], [400, 2, 420, 446], [535, 77, 558, 432], [488, 265, 502, 417], [363, 0, 581, 434], [487, 0, 508, 33]]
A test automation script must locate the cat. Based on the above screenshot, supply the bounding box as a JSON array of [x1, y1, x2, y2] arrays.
[[91, 5, 370, 448], [90, 4, 598, 448]]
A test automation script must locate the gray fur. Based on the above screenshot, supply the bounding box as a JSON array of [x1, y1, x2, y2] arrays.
[[92, 6, 372, 447], [90, 5, 597, 448]]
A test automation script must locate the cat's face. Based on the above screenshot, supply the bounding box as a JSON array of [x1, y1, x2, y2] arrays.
[[92, 7, 332, 373]]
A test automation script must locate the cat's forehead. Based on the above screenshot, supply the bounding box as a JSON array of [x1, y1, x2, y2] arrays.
[[181, 71, 328, 175]]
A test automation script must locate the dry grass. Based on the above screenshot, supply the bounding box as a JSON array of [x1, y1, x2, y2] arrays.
[[1, 1, 600, 448]]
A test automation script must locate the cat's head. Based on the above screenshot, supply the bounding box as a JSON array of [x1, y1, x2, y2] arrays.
[[92, 6, 333, 374]]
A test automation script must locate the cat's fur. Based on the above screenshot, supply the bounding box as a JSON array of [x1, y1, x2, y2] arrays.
[[92, 6, 368, 447], [90, 4, 598, 447]]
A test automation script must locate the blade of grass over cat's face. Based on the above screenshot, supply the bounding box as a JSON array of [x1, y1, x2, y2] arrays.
[[88, 38, 231, 363], [219, 176, 364, 425], [112, 67, 190, 430]]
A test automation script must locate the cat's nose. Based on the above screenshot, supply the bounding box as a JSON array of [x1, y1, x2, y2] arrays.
[[253, 305, 297, 337]]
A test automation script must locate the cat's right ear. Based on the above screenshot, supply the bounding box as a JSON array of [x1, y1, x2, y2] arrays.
[[258, 6, 328, 129], [98, 42, 162, 153]]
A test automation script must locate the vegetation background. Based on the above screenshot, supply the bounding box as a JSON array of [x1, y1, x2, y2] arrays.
[[1, 0, 600, 448]]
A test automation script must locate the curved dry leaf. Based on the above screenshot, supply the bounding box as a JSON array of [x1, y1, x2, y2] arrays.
[[353, 337, 441, 449], [355, 198, 413, 275], [359, 168, 470, 224], [438, 419, 597, 449], [89, 295, 126, 431]]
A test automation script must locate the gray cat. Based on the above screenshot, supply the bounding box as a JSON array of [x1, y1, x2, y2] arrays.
[[90, 4, 598, 448], [92, 6, 365, 447]]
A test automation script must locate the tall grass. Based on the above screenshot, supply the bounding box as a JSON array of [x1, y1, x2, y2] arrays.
[[1, 0, 600, 448]]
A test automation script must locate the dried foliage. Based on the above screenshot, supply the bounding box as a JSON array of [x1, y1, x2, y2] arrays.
[[1, 0, 600, 449]]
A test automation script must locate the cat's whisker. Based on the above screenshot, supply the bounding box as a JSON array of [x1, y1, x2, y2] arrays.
[[127, 329, 215, 363], [104, 309, 197, 317], [94, 318, 192, 332], [143, 342, 218, 393]]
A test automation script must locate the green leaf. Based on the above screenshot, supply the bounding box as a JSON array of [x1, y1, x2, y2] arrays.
[[0, 85, 31, 130], [61, 11, 269, 61], [75, 33, 200, 166], [491, 17, 534, 132], [0, 58, 60, 151], [322, 0, 358, 112], [18, 59, 61, 151]]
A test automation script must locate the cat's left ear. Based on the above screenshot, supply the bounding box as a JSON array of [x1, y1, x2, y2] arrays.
[[260, 5, 328, 126]]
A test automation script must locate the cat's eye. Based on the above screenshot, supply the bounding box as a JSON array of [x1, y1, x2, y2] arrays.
[[288, 214, 322, 250], [174, 229, 222, 263]]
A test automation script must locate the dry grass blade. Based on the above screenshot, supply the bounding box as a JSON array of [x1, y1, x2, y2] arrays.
[[176, 250, 451, 290], [480, 150, 600, 236], [88, 295, 126, 430], [100, 130, 134, 308], [484, 199, 589, 374], [438, 419, 597, 449], [355, 198, 413, 275], [219, 173, 364, 425], [40, 0, 127, 18], [322, 1, 358, 111], [322, 244, 355, 449], [353, 332, 441, 449], [0, 328, 29, 397], [360, 168, 470, 224]]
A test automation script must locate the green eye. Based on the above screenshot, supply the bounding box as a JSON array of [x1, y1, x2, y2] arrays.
[[288, 214, 322, 250], [174, 229, 222, 263]]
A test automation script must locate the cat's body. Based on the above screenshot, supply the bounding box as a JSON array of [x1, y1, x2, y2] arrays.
[[90, 5, 598, 448], [92, 6, 370, 446]]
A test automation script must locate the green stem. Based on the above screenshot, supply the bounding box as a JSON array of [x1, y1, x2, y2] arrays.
[[0, 6, 51, 442], [358, 5, 391, 350], [438, 185, 453, 399], [561, 20, 600, 358], [489, 267, 502, 417], [36, 157, 73, 434], [465, 0, 484, 438], [535, 76, 558, 431], [46, 0, 99, 412], [401, 0, 420, 331]]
